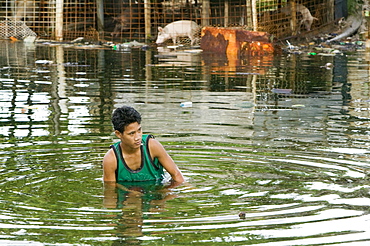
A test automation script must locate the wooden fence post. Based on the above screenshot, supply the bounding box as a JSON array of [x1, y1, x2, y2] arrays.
[[202, 0, 210, 27], [252, 0, 258, 31], [224, 0, 229, 27], [55, 0, 63, 41], [144, 0, 151, 40], [96, 0, 104, 37], [291, 1, 297, 35]]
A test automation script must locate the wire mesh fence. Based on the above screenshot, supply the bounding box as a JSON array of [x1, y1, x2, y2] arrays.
[[0, 19, 37, 39], [257, 0, 333, 38], [0, 0, 56, 39], [0, 0, 336, 42]]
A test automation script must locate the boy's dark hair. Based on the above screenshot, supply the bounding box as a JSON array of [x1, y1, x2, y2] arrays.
[[112, 106, 142, 133]]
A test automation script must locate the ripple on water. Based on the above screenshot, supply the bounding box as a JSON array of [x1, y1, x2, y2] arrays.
[[0, 45, 370, 245]]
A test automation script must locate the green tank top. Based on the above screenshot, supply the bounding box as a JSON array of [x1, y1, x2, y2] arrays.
[[110, 134, 164, 182]]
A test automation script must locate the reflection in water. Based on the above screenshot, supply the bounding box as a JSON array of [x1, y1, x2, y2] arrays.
[[104, 181, 177, 245], [0, 40, 370, 245]]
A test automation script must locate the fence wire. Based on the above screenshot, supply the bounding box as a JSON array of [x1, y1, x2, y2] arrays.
[[0, 0, 335, 42]]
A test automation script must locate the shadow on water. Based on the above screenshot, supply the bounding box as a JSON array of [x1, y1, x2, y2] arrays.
[[0, 40, 370, 245]]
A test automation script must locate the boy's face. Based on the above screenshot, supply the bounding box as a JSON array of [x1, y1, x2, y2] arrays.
[[115, 122, 142, 150]]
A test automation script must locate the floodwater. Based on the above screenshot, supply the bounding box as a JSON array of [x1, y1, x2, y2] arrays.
[[0, 40, 370, 245]]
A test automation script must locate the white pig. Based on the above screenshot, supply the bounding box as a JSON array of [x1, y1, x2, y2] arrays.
[[156, 20, 199, 46]]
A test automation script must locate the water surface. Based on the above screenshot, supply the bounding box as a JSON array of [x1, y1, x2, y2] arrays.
[[0, 40, 370, 245]]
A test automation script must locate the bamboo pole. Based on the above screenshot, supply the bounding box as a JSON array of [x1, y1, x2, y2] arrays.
[[55, 0, 63, 41], [144, 0, 151, 40], [224, 0, 229, 27], [291, 1, 297, 35], [202, 0, 210, 27], [96, 0, 104, 37], [251, 0, 258, 31], [244, 0, 251, 26]]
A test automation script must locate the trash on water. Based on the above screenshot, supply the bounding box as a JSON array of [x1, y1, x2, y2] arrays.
[[113, 40, 148, 51], [180, 102, 192, 107], [71, 37, 84, 43], [320, 63, 333, 69], [272, 89, 292, 94], [35, 60, 54, 65], [286, 40, 295, 49]]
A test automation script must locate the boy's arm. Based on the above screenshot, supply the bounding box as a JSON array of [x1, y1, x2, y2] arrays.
[[103, 149, 117, 183], [149, 138, 185, 184]]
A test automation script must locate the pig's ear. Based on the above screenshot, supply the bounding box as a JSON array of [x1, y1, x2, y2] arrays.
[[158, 27, 163, 32]]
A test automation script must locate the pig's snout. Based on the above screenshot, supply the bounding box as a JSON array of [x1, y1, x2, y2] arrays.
[[155, 33, 167, 45], [156, 38, 165, 44]]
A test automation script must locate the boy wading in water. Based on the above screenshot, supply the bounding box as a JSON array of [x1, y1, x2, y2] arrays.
[[103, 106, 184, 186]]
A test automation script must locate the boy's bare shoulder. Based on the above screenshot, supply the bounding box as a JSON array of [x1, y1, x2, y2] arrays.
[[103, 148, 116, 165]]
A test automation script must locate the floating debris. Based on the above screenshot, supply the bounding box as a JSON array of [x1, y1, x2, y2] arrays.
[[71, 37, 84, 43], [167, 45, 181, 49], [320, 63, 334, 69], [286, 40, 295, 50], [180, 102, 192, 108], [113, 40, 148, 51], [35, 60, 53, 65], [272, 89, 292, 94], [239, 212, 246, 219]]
